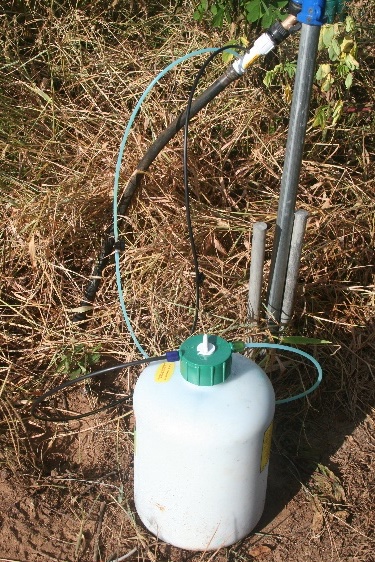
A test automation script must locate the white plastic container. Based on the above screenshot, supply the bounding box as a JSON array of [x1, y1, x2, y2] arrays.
[[133, 334, 275, 551]]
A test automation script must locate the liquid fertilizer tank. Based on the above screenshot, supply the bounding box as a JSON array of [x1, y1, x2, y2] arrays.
[[133, 334, 275, 550]]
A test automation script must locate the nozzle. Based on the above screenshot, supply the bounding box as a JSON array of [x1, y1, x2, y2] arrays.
[[197, 334, 216, 356]]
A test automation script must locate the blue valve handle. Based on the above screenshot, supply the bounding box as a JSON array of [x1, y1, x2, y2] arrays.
[[293, 0, 346, 25], [295, 0, 327, 25]]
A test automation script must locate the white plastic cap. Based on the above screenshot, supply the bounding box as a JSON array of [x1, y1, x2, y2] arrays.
[[197, 334, 216, 356]]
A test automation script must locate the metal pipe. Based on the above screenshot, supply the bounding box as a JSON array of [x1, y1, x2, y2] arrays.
[[280, 209, 309, 326], [267, 24, 321, 323], [248, 222, 267, 322]]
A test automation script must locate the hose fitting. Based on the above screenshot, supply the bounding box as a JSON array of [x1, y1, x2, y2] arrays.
[[266, 20, 290, 45], [232, 15, 298, 75], [232, 33, 275, 74], [286, 0, 302, 16]]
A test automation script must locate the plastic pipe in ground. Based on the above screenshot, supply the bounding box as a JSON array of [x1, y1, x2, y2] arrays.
[[266, 24, 320, 324], [280, 209, 309, 326], [248, 222, 267, 322]]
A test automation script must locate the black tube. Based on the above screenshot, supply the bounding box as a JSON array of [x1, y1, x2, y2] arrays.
[[74, 65, 241, 322], [31, 355, 166, 422]]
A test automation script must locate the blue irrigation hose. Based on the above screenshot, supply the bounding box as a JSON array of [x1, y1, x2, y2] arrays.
[[244, 342, 323, 404]]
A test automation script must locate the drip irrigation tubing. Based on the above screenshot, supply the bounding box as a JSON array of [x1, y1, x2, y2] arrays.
[[30, 342, 323, 422], [74, 53, 242, 323], [31, 355, 166, 422], [183, 44, 245, 334], [112, 45, 245, 357]]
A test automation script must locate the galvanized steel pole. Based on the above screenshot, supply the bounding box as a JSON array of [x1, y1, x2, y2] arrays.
[[267, 23, 321, 323]]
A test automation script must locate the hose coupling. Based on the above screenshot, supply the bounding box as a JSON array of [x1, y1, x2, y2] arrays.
[[232, 15, 298, 75], [232, 33, 275, 74], [266, 20, 290, 45]]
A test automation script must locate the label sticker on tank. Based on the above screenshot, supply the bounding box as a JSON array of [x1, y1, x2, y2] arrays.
[[260, 421, 273, 472], [154, 362, 175, 383]]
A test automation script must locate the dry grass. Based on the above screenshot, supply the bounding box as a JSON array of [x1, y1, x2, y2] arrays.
[[0, 1, 374, 561]]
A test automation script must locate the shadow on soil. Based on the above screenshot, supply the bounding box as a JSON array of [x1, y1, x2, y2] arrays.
[[258, 317, 374, 531]]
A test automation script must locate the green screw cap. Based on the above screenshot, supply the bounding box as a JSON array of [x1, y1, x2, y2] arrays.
[[179, 334, 233, 386]]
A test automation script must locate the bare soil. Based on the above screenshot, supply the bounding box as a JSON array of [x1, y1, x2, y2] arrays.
[[1, 387, 374, 562]]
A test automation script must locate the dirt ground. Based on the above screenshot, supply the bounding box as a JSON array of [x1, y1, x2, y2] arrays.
[[1, 384, 374, 562]]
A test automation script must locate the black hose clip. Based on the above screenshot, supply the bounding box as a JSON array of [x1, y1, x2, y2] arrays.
[[114, 239, 125, 252], [197, 271, 205, 286]]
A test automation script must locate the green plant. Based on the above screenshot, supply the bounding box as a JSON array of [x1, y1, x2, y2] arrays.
[[312, 17, 359, 129], [263, 16, 360, 130], [316, 16, 359, 92], [263, 60, 297, 87], [193, 0, 287, 29], [55, 344, 102, 379]]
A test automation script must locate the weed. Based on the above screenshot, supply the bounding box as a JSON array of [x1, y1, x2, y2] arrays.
[[55, 344, 102, 379], [193, 0, 288, 29]]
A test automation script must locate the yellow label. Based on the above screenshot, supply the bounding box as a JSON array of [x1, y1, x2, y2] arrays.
[[260, 421, 273, 472], [154, 362, 175, 383]]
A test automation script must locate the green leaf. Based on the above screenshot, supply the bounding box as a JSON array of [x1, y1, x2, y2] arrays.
[[285, 61, 297, 78], [321, 73, 334, 92], [337, 61, 349, 78], [328, 45, 339, 61], [321, 25, 335, 48], [56, 357, 69, 373], [69, 368, 82, 380], [316, 63, 331, 81], [278, 336, 332, 345], [212, 6, 225, 27], [245, 0, 262, 23], [345, 15, 355, 33], [331, 38, 341, 58], [332, 100, 343, 124], [345, 53, 359, 71], [341, 36, 354, 54], [222, 50, 234, 64], [345, 72, 353, 89], [312, 106, 327, 129], [263, 70, 274, 87], [88, 352, 101, 365], [261, 10, 274, 29]]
